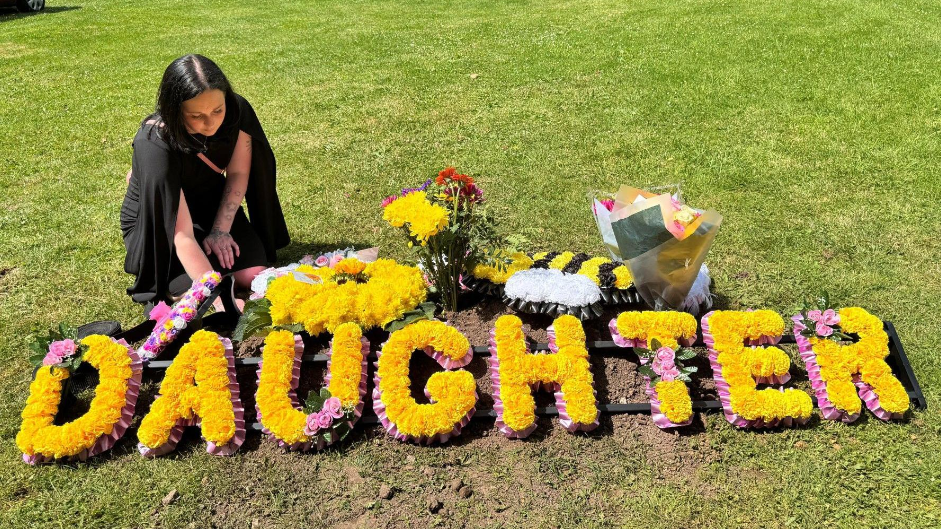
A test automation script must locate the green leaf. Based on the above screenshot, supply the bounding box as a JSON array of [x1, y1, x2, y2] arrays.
[[637, 365, 657, 379], [275, 323, 304, 334], [28, 353, 46, 367], [305, 393, 325, 412], [322, 431, 333, 444], [233, 298, 273, 342], [633, 347, 652, 358], [649, 338, 662, 350], [384, 303, 438, 333], [28, 341, 45, 357], [678, 374, 692, 383], [676, 349, 696, 361], [332, 420, 352, 441], [320, 387, 331, 399], [681, 366, 698, 375]]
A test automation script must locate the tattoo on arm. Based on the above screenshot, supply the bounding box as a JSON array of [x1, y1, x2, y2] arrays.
[[213, 134, 251, 231]]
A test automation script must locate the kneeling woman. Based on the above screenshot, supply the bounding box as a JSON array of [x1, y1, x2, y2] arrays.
[[121, 54, 289, 310]]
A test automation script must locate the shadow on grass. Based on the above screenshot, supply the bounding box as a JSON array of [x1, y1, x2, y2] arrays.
[[0, 6, 81, 22], [275, 239, 372, 266]]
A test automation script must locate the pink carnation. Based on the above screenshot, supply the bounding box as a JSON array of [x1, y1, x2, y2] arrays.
[[655, 347, 675, 365], [49, 339, 77, 358], [660, 367, 681, 382], [316, 411, 334, 430], [816, 323, 834, 337], [304, 413, 321, 436], [323, 397, 344, 419], [41, 352, 62, 366]]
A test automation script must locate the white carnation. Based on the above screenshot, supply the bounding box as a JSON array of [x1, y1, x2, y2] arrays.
[[504, 269, 601, 307]]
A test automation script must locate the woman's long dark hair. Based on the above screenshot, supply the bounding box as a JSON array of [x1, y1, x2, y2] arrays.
[[146, 54, 233, 153]]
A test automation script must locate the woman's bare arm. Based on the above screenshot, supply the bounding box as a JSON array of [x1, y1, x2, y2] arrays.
[[175, 192, 214, 278], [203, 130, 252, 268]]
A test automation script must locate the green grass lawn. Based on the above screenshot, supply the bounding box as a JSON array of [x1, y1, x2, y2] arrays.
[[2, 0, 940, 527]]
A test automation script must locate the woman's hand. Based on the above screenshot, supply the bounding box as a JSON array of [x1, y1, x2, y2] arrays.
[[202, 229, 240, 269]]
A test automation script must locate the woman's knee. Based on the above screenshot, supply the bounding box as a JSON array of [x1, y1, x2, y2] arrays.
[[233, 266, 266, 289]]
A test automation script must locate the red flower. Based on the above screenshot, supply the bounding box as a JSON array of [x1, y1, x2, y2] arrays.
[[454, 173, 474, 186], [436, 166, 457, 185]]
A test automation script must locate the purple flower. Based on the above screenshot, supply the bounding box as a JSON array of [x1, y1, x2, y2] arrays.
[[299, 254, 315, 265], [400, 179, 433, 196], [304, 413, 321, 436], [322, 397, 344, 419], [316, 411, 334, 430]]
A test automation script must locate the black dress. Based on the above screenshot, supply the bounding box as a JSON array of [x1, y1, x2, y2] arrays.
[[120, 91, 290, 304]]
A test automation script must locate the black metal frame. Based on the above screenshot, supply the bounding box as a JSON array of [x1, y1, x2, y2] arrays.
[[140, 320, 926, 430]]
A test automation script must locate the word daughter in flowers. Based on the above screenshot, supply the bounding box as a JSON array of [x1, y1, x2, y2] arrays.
[[18, 305, 911, 463], [121, 54, 290, 310]]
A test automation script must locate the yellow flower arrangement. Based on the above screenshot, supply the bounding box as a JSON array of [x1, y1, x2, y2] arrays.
[[491, 315, 598, 436], [704, 311, 813, 425], [805, 307, 908, 417], [326, 323, 368, 409], [374, 320, 477, 441], [265, 259, 427, 336], [334, 257, 367, 276], [575, 257, 608, 285], [17, 335, 138, 461], [138, 330, 238, 451], [472, 252, 533, 284], [470, 251, 633, 290], [256, 325, 369, 446], [256, 329, 308, 445], [609, 311, 697, 426], [612, 311, 698, 349], [656, 380, 694, 424], [382, 191, 450, 243], [612, 266, 633, 289]]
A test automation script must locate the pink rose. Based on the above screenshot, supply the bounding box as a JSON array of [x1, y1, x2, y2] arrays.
[[816, 323, 834, 337], [660, 367, 681, 382], [655, 347, 675, 365], [807, 310, 823, 323], [820, 309, 839, 325], [322, 397, 343, 419], [42, 352, 61, 366], [328, 254, 344, 268], [49, 339, 77, 358], [651, 359, 666, 376], [316, 411, 334, 430], [315, 255, 329, 267], [304, 413, 321, 436]]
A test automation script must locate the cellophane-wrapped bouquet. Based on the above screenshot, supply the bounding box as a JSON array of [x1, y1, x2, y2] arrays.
[[591, 185, 721, 313]]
